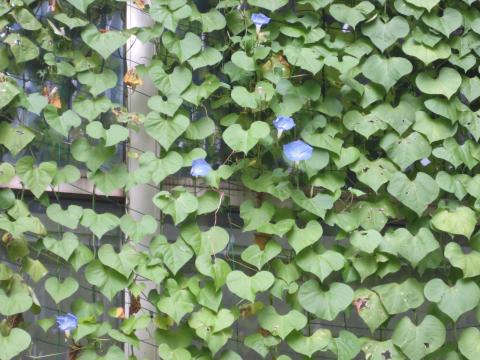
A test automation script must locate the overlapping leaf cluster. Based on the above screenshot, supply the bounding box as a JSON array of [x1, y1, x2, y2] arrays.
[[2, 0, 480, 358]]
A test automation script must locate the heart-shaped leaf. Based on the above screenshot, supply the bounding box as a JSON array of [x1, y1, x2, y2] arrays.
[[119, 214, 157, 243], [405, 0, 439, 11], [329, 1, 375, 29], [65, 0, 95, 13], [392, 315, 445, 360], [373, 278, 424, 315], [131, 151, 182, 185], [459, 328, 480, 360], [45, 276, 79, 304], [353, 288, 389, 333], [0, 122, 35, 156], [85, 260, 128, 300], [362, 16, 410, 52], [162, 32, 201, 63], [412, 111, 457, 143], [384, 132, 431, 170], [147, 63, 192, 95], [422, 8, 462, 37], [223, 121, 270, 154], [195, 255, 231, 291], [4, 34, 39, 63], [0, 81, 20, 110], [80, 209, 120, 239], [362, 55, 412, 91], [144, 112, 189, 150], [258, 306, 307, 340], [298, 280, 354, 321], [16, 156, 57, 198], [151, 235, 194, 275], [226, 270, 274, 302], [44, 106, 82, 137], [432, 138, 479, 169], [43, 232, 79, 261], [424, 278, 480, 321], [445, 242, 480, 278], [296, 248, 345, 282], [0, 328, 31, 360], [361, 339, 406, 360], [416, 67, 461, 99], [147, 95, 183, 117], [241, 241, 282, 270], [78, 69, 117, 97], [350, 156, 397, 192], [291, 189, 334, 219], [98, 243, 141, 278], [0, 277, 33, 316], [72, 96, 112, 122], [402, 36, 451, 65], [153, 189, 198, 225], [46, 204, 83, 229], [431, 205, 476, 238], [286, 220, 323, 254], [286, 329, 332, 357], [86, 121, 129, 147], [0, 163, 15, 184], [247, 0, 288, 11], [387, 172, 439, 216], [343, 110, 387, 139], [81, 25, 129, 59]]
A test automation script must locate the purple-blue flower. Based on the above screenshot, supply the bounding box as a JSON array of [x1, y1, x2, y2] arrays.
[[273, 115, 295, 137], [56, 313, 77, 332], [191, 158, 212, 177], [283, 140, 313, 162], [251, 13, 270, 31]]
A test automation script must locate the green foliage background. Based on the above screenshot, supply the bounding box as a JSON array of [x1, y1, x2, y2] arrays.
[[2, 0, 480, 358]]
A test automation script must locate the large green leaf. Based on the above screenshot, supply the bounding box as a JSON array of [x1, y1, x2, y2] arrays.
[[153, 188, 198, 225], [362, 16, 410, 52], [16, 157, 57, 198], [459, 328, 480, 360], [444, 242, 480, 278], [362, 55, 412, 91], [416, 68, 462, 99], [65, 0, 95, 13], [98, 243, 141, 278], [298, 280, 354, 321], [392, 315, 445, 360], [0, 82, 20, 110], [295, 247, 345, 282], [144, 112, 189, 151], [258, 306, 307, 340], [353, 288, 389, 333], [223, 121, 270, 154], [78, 69, 118, 97], [431, 205, 477, 238], [151, 235, 193, 275], [81, 25, 129, 59], [0, 122, 35, 156], [329, 1, 375, 29], [286, 220, 322, 254], [46, 204, 83, 229], [373, 278, 424, 314], [424, 278, 480, 322], [226, 270, 274, 302], [43, 232, 79, 261], [422, 8, 462, 37], [0, 328, 31, 360], [286, 329, 332, 357], [241, 241, 282, 270], [45, 276, 79, 304]]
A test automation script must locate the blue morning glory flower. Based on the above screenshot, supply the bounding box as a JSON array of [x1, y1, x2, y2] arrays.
[[273, 115, 295, 137], [283, 140, 313, 162], [56, 313, 78, 332], [251, 13, 270, 32], [191, 159, 212, 177]]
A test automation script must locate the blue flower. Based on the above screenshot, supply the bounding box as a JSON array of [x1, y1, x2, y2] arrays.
[[56, 313, 77, 332], [283, 140, 313, 162], [273, 115, 295, 137], [251, 13, 270, 31], [191, 159, 212, 177]]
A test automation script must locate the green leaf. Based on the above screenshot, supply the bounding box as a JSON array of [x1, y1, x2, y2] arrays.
[[353, 288, 389, 333], [247, 0, 288, 11], [0, 163, 15, 184], [188, 47, 223, 70], [148, 63, 192, 95], [45, 276, 79, 304], [191, 8, 226, 32], [0, 82, 20, 110], [65, 0, 95, 13], [361, 339, 406, 360], [387, 172, 439, 216], [402, 36, 451, 65], [416, 68, 462, 99], [460, 77, 480, 103], [295, 247, 345, 281], [432, 138, 480, 169], [422, 8, 462, 37], [86, 121, 129, 147], [0, 122, 35, 156], [373, 278, 424, 314], [286, 220, 322, 254], [153, 189, 198, 225], [195, 255, 231, 291], [80, 209, 120, 238], [343, 110, 387, 139], [412, 111, 457, 143], [158, 344, 191, 360], [13, 8, 42, 30], [298, 280, 354, 321], [72, 96, 112, 122], [81, 25, 129, 59], [286, 329, 332, 357], [88, 164, 128, 195], [157, 289, 195, 324], [85, 260, 128, 300], [162, 32, 201, 63], [431, 205, 476, 238], [424, 278, 480, 322], [151, 235, 193, 275], [98, 243, 141, 278], [43, 232, 79, 261], [0, 277, 33, 316], [362, 55, 412, 91], [404, 0, 439, 11], [4, 34, 39, 63], [244, 333, 280, 358], [0, 328, 31, 360], [185, 116, 215, 140], [16, 157, 57, 198], [241, 241, 282, 270], [362, 16, 410, 52], [147, 95, 183, 117], [71, 138, 115, 172], [350, 156, 397, 192], [23, 257, 48, 282], [231, 51, 256, 72], [46, 203, 83, 229], [144, 112, 189, 150], [258, 306, 307, 340], [444, 242, 480, 278], [226, 270, 274, 302], [120, 214, 157, 243], [54, 13, 89, 29], [149, 1, 192, 32], [78, 69, 118, 97], [329, 1, 375, 29], [199, 226, 229, 256], [291, 189, 334, 219], [44, 106, 82, 137], [459, 327, 480, 360], [223, 121, 270, 153], [384, 131, 431, 170], [392, 315, 446, 360]]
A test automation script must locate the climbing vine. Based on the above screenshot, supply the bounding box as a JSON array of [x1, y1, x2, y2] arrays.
[[2, 0, 480, 359]]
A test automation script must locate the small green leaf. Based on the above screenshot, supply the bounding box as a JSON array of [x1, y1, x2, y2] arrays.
[[81, 25, 129, 59], [16, 156, 57, 198], [45, 276, 79, 304], [431, 205, 477, 238], [226, 270, 274, 302], [0, 122, 35, 156], [362, 55, 412, 91], [0, 328, 31, 360], [286, 329, 332, 357], [416, 67, 462, 99]]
